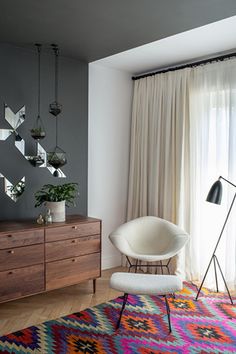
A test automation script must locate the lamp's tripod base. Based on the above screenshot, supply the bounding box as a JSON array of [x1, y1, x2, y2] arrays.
[[195, 254, 233, 305]]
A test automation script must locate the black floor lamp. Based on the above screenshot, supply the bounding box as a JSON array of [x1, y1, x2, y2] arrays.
[[195, 176, 235, 305]]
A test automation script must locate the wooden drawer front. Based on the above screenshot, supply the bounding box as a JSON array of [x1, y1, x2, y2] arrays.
[[0, 264, 44, 303], [45, 235, 100, 262], [46, 252, 100, 290], [0, 229, 44, 249], [45, 222, 100, 242], [0, 244, 44, 271]]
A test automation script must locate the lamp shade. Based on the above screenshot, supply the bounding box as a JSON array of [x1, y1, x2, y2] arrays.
[[206, 180, 222, 205]]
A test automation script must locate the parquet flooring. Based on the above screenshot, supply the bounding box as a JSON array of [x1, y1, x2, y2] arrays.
[[1, 267, 233, 337], [0, 266, 124, 336]]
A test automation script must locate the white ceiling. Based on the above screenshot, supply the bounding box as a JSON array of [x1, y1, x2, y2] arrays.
[[93, 15, 236, 75]]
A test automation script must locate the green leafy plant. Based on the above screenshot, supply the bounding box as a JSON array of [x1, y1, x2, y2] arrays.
[[30, 127, 46, 139], [35, 183, 79, 207]]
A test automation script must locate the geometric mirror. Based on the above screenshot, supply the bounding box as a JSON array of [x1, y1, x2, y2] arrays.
[[0, 104, 66, 185], [0, 104, 25, 144], [0, 173, 25, 202], [5, 104, 25, 133]]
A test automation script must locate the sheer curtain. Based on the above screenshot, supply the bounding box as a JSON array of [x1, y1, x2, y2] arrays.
[[127, 58, 236, 288], [187, 59, 236, 289]]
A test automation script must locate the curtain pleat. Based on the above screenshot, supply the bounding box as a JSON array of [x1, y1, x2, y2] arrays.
[[127, 58, 236, 287]]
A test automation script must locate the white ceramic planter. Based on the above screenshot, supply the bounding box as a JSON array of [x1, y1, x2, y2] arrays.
[[46, 200, 65, 222]]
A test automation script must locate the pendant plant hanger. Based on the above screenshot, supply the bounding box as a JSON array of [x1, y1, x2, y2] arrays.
[[31, 44, 46, 141], [49, 44, 62, 116], [28, 43, 45, 167], [47, 44, 67, 177]]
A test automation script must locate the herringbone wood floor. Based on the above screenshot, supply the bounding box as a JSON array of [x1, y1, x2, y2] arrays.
[[1, 266, 233, 337], [0, 266, 125, 336]]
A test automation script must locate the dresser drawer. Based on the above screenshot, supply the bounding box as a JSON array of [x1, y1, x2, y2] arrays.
[[45, 221, 100, 242], [0, 244, 44, 271], [45, 234, 100, 262], [0, 229, 44, 249], [0, 264, 44, 303], [46, 252, 100, 290]]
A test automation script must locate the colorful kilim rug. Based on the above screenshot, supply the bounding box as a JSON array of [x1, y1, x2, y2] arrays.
[[0, 282, 236, 353]]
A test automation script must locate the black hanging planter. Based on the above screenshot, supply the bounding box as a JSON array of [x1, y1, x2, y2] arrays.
[[49, 101, 62, 117], [49, 44, 62, 117], [47, 44, 67, 176], [47, 147, 67, 168], [31, 116, 46, 140], [31, 44, 46, 141]]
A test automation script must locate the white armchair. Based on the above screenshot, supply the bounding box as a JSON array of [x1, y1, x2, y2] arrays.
[[109, 216, 189, 274]]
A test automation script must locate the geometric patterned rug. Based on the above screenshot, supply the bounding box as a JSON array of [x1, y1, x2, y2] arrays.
[[0, 282, 236, 353]]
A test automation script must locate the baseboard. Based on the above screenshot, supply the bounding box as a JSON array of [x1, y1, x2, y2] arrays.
[[102, 254, 122, 270]]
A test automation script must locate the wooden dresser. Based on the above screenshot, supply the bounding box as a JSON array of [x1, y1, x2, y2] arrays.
[[0, 215, 101, 303]]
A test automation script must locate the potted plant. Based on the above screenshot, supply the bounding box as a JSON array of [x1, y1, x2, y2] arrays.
[[30, 127, 46, 140], [35, 183, 78, 222]]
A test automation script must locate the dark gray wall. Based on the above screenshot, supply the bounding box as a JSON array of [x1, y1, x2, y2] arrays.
[[0, 44, 88, 220]]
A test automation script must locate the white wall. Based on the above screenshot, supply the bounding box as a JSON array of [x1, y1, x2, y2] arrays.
[[88, 63, 133, 269]]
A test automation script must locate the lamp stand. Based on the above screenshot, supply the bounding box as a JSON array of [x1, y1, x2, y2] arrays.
[[195, 191, 236, 305]]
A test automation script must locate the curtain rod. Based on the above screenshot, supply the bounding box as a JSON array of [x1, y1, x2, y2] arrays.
[[132, 51, 236, 81]]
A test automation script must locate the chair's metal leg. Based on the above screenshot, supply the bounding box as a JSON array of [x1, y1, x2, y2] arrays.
[[126, 256, 132, 273], [135, 259, 138, 273], [167, 258, 171, 275], [213, 255, 219, 292], [116, 293, 128, 330], [164, 295, 172, 333], [160, 260, 164, 274]]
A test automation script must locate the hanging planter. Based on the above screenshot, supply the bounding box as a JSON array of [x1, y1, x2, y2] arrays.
[[49, 101, 62, 117], [47, 44, 67, 177], [31, 44, 46, 141], [49, 44, 62, 117], [47, 146, 67, 177], [31, 118, 46, 140]]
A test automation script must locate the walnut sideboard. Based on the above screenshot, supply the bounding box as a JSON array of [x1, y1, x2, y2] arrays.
[[0, 215, 101, 303]]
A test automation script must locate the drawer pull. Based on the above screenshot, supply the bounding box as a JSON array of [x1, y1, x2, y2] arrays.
[[72, 259, 76, 262], [8, 250, 14, 254], [7, 234, 12, 238], [8, 271, 13, 275], [72, 226, 78, 230], [71, 240, 76, 243]]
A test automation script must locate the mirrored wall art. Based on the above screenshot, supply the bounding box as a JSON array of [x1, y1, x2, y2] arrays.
[[5, 104, 25, 131], [0, 173, 25, 202], [0, 103, 66, 180]]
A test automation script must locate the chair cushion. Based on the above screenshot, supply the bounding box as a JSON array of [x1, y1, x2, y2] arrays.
[[110, 272, 182, 295]]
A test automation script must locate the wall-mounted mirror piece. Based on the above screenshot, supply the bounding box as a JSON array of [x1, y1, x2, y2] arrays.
[[0, 173, 25, 202], [26, 141, 45, 167], [0, 129, 12, 141], [0, 104, 25, 142], [5, 104, 25, 132], [15, 137, 25, 156]]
